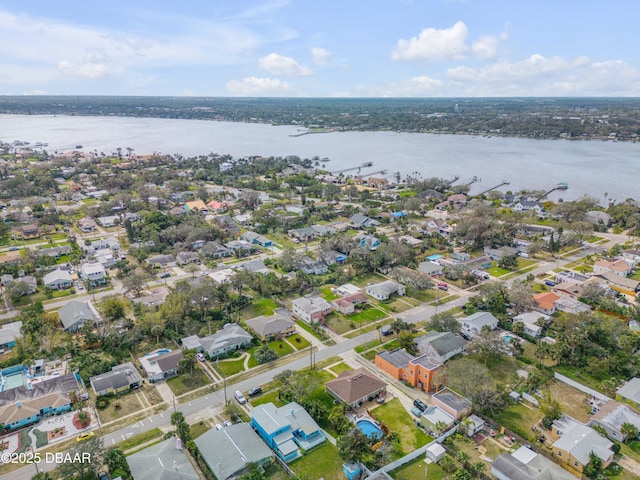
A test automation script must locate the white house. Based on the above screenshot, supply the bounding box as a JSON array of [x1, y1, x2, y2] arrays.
[[512, 311, 549, 338], [291, 296, 333, 324], [460, 312, 498, 338], [43, 268, 73, 290], [365, 281, 405, 301], [79, 263, 107, 285]]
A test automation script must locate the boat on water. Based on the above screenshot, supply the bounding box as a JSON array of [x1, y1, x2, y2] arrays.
[[556, 182, 569, 190]]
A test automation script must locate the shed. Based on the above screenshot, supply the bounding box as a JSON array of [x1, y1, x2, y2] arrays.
[[509, 391, 521, 402], [425, 443, 446, 462]]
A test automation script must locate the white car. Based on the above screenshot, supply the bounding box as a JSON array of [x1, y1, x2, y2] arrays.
[[234, 391, 246, 404], [215, 424, 223, 431], [196, 353, 205, 362]]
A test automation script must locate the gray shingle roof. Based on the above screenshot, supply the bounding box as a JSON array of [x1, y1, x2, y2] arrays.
[[127, 438, 199, 480], [58, 301, 97, 330]]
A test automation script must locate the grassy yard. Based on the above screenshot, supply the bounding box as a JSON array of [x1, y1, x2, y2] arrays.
[[295, 320, 327, 341], [370, 398, 433, 455], [268, 339, 295, 357], [166, 368, 210, 396], [239, 297, 279, 319], [95, 392, 144, 421], [487, 266, 511, 277], [547, 380, 592, 423], [327, 362, 353, 376], [325, 312, 357, 334], [119, 428, 164, 452], [250, 389, 284, 407], [290, 443, 346, 480], [348, 306, 388, 323], [287, 334, 310, 350], [493, 402, 541, 441], [214, 356, 246, 377], [390, 456, 447, 480], [319, 285, 339, 301], [189, 420, 210, 439]]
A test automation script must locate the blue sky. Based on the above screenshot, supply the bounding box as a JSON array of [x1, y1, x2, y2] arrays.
[[1, 0, 639, 97]]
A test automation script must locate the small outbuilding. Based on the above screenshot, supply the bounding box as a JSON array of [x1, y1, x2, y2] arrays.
[[425, 443, 446, 463]]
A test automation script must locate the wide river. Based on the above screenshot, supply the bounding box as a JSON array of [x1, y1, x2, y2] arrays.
[[1, 114, 638, 202]]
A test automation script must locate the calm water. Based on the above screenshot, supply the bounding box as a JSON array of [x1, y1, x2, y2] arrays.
[[1, 114, 638, 202]]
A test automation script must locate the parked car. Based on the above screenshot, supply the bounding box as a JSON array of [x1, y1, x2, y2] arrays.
[[248, 386, 262, 396], [196, 353, 206, 362], [77, 282, 84, 290], [77, 431, 95, 442], [97, 472, 110, 480], [8, 246, 19, 251], [545, 280, 555, 286], [223, 421, 233, 427], [413, 399, 427, 412], [234, 390, 247, 404], [215, 423, 223, 431], [437, 282, 448, 291], [160, 272, 171, 278]]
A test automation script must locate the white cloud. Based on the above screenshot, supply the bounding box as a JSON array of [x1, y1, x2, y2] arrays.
[[445, 54, 640, 96], [258, 53, 312, 76], [311, 47, 331, 66], [226, 76, 292, 96], [58, 61, 113, 79], [392, 21, 506, 62]]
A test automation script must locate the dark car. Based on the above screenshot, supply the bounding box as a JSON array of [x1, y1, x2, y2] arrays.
[[160, 272, 171, 278], [413, 399, 427, 412], [248, 386, 262, 396]]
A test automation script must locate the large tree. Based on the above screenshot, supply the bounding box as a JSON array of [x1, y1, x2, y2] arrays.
[[337, 429, 370, 463], [427, 311, 461, 334]]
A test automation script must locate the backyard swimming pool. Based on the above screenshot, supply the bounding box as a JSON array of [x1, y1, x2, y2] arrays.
[[356, 419, 383, 439], [1, 371, 27, 391]]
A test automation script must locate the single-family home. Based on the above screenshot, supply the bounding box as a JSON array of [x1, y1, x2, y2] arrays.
[[513, 200, 547, 218], [299, 256, 328, 275], [251, 401, 326, 463], [551, 415, 614, 474], [491, 445, 576, 480], [245, 310, 295, 341], [138, 349, 183, 383], [349, 213, 379, 229], [35, 245, 73, 258], [181, 323, 253, 359], [146, 254, 176, 268], [58, 301, 99, 333], [464, 414, 486, 437], [18, 224, 40, 240], [0, 321, 22, 351], [593, 259, 632, 277], [585, 210, 612, 226], [431, 388, 472, 421], [533, 292, 561, 315], [325, 368, 387, 408], [241, 231, 273, 248], [291, 296, 333, 324], [176, 251, 201, 265], [206, 200, 228, 213], [589, 402, 640, 442], [484, 246, 518, 261], [459, 312, 499, 338], [418, 261, 443, 276], [97, 215, 119, 227], [89, 362, 143, 397], [592, 270, 640, 294], [365, 280, 405, 301], [554, 296, 591, 314], [512, 311, 549, 338], [184, 200, 208, 213], [413, 331, 467, 363], [331, 292, 368, 315], [77, 217, 97, 233], [43, 268, 73, 290], [195, 424, 272, 480], [420, 406, 455, 433], [0, 372, 84, 431], [202, 241, 232, 259], [209, 268, 235, 285], [358, 235, 381, 251], [375, 349, 441, 392], [616, 378, 640, 409], [3, 276, 37, 295], [319, 249, 348, 266], [79, 262, 107, 286], [127, 437, 199, 480], [622, 249, 640, 265], [288, 227, 317, 242]]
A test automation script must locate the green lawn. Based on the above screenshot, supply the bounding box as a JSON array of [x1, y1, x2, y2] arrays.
[[390, 456, 447, 480], [319, 286, 339, 301], [119, 428, 163, 452], [287, 334, 310, 350], [487, 266, 511, 277], [370, 398, 433, 455], [239, 297, 279, 319], [348, 306, 388, 323], [190, 420, 210, 439], [268, 339, 295, 357], [249, 389, 284, 407], [493, 402, 541, 441], [328, 362, 353, 376], [295, 320, 327, 341], [166, 368, 210, 396], [325, 312, 356, 334], [214, 356, 246, 377], [290, 443, 346, 480]]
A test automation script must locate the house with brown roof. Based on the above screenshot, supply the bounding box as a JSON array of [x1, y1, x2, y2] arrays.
[[331, 292, 368, 315], [325, 368, 387, 408], [533, 291, 561, 315], [245, 309, 296, 341], [593, 259, 632, 277]]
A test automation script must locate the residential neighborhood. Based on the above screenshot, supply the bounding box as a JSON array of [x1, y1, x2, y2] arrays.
[[0, 146, 639, 480]]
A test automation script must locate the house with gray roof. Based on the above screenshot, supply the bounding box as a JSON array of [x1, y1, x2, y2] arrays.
[[413, 331, 467, 363], [418, 260, 444, 276], [58, 301, 98, 333], [589, 402, 640, 442], [299, 256, 328, 275], [616, 377, 640, 409], [512, 311, 548, 338], [181, 323, 253, 359], [365, 280, 405, 301], [90, 362, 142, 397], [34, 245, 73, 258], [551, 415, 614, 473], [43, 268, 73, 290], [145, 254, 176, 268], [245, 309, 295, 341], [291, 296, 332, 324], [138, 349, 183, 383], [0, 321, 22, 351], [460, 311, 499, 338], [491, 445, 576, 480], [349, 213, 379, 228], [431, 388, 472, 421], [195, 423, 272, 480], [288, 226, 317, 241], [241, 231, 273, 247], [251, 401, 326, 463], [420, 406, 454, 433], [127, 437, 199, 480]]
